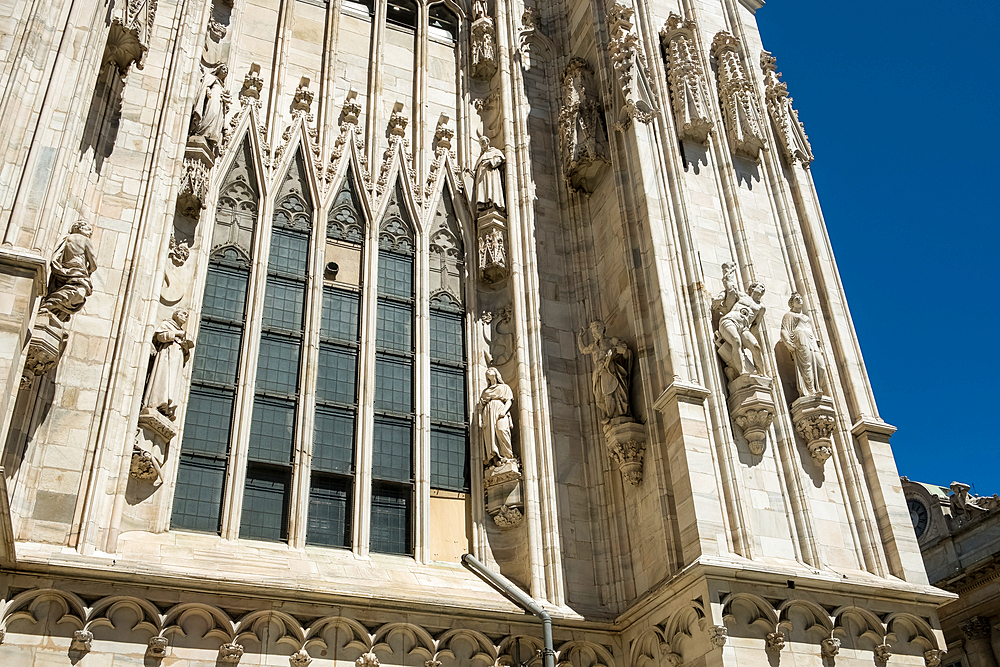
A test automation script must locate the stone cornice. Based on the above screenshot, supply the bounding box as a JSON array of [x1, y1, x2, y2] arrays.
[[851, 416, 898, 438], [653, 379, 712, 411], [0, 245, 46, 288], [738, 0, 765, 12]]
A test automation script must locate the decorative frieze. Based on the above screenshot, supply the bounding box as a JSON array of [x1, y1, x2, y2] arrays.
[[710, 32, 766, 159], [761, 51, 814, 166], [606, 3, 655, 128], [660, 14, 714, 143], [559, 58, 610, 193]]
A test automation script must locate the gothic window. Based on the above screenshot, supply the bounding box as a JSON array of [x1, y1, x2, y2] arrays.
[[386, 0, 418, 30], [174, 140, 471, 557], [428, 5, 459, 42]]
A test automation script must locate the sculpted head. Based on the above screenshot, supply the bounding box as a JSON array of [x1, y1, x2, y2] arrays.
[[748, 282, 765, 302], [478, 134, 491, 151], [589, 320, 606, 340], [173, 308, 190, 326], [215, 64, 229, 81], [788, 292, 803, 312], [70, 220, 93, 237], [485, 367, 502, 385]]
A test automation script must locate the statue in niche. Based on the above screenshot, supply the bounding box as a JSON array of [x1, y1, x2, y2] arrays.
[[39, 220, 98, 322], [713, 262, 767, 381], [473, 0, 488, 20], [142, 309, 195, 420], [190, 64, 231, 150], [473, 134, 505, 213], [480, 367, 515, 467], [578, 320, 633, 423], [780, 292, 828, 397]]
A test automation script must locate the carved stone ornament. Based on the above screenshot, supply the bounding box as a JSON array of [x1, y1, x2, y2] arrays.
[[484, 458, 524, 529], [578, 321, 634, 423], [766, 631, 785, 652], [790, 394, 836, 465], [147, 635, 169, 658], [761, 51, 814, 167], [559, 58, 610, 193], [605, 423, 646, 486], [190, 64, 232, 153], [471, 17, 498, 80], [356, 651, 380, 667], [493, 504, 524, 529], [71, 629, 94, 653], [208, 16, 227, 40], [728, 374, 775, 456], [709, 625, 727, 648], [425, 661, 443, 667], [660, 14, 714, 143], [239, 63, 265, 110], [821, 637, 841, 658], [177, 154, 211, 217], [710, 32, 767, 160], [959, 616, 993, 641], [103, 0, 157, 73], [662, 652, 682, 667], [924, 649, 946, 667], [220, 642, 245, 663], [130, 442, 165, 481], [875, 643, 891, 664], [168, 233, 190, 265], [290, 649, 313, 666], [477, 211, 508, 285], [607, 3, 655, 128]]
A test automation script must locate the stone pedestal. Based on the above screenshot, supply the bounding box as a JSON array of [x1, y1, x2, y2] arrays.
[[603, 418, 646, 486], [21, 313, 67, 387], [484, 460, 523, 529], [177, 138, 215, 219], [477, 209, 508, 286], [790, 394, 836, 465], [727, 374, 775, 455], [132, 408, 177, 483]]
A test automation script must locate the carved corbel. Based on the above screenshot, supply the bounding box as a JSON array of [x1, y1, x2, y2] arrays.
[[660, 14, 714, 143], [219, 642, 244, 663], [147, 636, 169, 658], [290, 649, 313, 666], [102, 0, 157, 74], [710, 32, 767, 159]]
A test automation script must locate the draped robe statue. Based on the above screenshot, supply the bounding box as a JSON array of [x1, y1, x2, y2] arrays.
[[143, 309, 195, 420], [578, 320, 633, 422], [473, 135, 505, 213], [190, 64, 230, 149], [480, 367, 514, 466], [39, 220, 98, 322], [780, 292, 827, 397]]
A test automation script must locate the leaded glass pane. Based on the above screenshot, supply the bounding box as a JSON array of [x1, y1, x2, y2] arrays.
[[313, 406, 355, 473], [321, 288, 360, 342], [268, 228, 309, 276], [430, 427, 469, 492], [372, 417, 412, 482], [249, 397, 295, 464], [376, 300, 412, 352], [202, 266, 249, 321], [256, 334, 301, 396], [317, 345, 357, 405], [429, 310, 464, 362], [375, 356, 412, 413], [181, 388, 234, 456], [430, 365, 466, 423], [240, 465, 291, 541], [263, 276, 305, 332], [307, 474, 352, 547], [191, 322, 242, 386], [377, 253, 413, 298], [171, 455, 226, 533], [370, 482, 411, 555]]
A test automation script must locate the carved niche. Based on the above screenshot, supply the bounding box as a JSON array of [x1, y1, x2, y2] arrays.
[[710, 32, 767, 160], [660, 14, 714, 143], [761, 51, 814, 167], [471, 0, 497, 80], [606, 3, 655, 129], [559, 58, 610, 194], [429, 190, 465, 303]]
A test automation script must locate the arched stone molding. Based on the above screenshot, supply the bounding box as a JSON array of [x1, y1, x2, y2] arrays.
[[555, 640, 616, 667]]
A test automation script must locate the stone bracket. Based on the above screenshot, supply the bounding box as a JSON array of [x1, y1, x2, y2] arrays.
[[790, 394, 836, 465], [727, 374, 775, 455], [484, 460, 524, 529], [604, 419, 646, 486]]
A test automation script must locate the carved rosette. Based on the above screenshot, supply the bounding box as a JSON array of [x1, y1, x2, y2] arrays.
[[147, 636, 169, 658], [761, 51, 814, 167], [710, 32, 767, 160], [821, 637, 841, 658], [559, 58, 610, 194], [727, 374, 776, 455], [924, 649, 946, 667], [290, 649, 313, 666], [604, 420, 646, 486], [607, 3, 655, 128], [103, 0, 157, 73], [660, 14, 714, 143], [766, 631, 785, 652], [220, 643, 244, 663], [71, 630, 94, 653], [790, 394, 836, 465], [471, 17, 497, 80], [709, 625, 727, 648]]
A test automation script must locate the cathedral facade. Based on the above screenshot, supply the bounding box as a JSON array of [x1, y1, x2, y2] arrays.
[[0, 0, 950, 665]]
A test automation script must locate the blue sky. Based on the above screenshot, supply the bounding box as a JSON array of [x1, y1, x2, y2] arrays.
[[755, 1, 1000, 494]]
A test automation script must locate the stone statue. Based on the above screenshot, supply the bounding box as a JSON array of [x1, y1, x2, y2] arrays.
[[473, 0, 488, 20], [39, 220, 98, 322], [142, 309, 194, 420], [190, 64, 230, 149], [473, 135, 505, 212], [713, 262, 766, 380], [578, 320, 633, 422], [780, 292, 827, 397], [480, 367, 514, 466]]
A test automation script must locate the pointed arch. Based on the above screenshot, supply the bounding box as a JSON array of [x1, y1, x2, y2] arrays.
[[210, 134, 261, 268], [379, 177, 417, 255], [328, 165, 367, 244]]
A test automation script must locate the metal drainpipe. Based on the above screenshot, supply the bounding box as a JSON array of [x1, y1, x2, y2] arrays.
[[462, 554, 555, 667]]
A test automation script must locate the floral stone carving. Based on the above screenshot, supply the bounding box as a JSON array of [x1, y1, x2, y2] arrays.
[[356, 651, 380, 667], [605, 423, 646, 486], [710, 32, 766, 160], [290, 649, 313, 666], [220, 642, 244, 663], [559, 58, 610, 193], [103, 0, 157, 73], [790, 394, 836, 465], [147, 636, 169, 658], [766, 631, 785, 652], [761, 51, 814, 167], [660, 13, 713, 143], [709, 625, 727, 648]]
